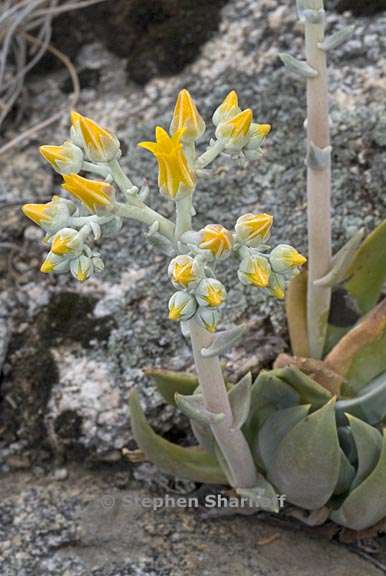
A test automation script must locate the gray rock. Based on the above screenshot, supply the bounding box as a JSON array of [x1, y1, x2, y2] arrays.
[[0, 467, 384, 575], [0, 0, 385, 463]]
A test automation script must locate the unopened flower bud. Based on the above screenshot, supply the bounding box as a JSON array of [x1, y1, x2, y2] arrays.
[[50, 227, 84, 256], [199, 224, 233, 258], [170, 89, 206, 143], [212, 91, 241, 126], [40, 141, 83, 175], [235, 213, 273, 246], [71, 111, 120, 163], [168, 255, 200, 289], [40, 252, 71, 274], [22, 195, 75, 234], [269, 244, 307, 275], [168, 291, 197, 322], [215, 108, 253, 152], [195, 278, 226, 308], [70, 255, 94, 282], [196, 307, 221, 333], [238, 254, 271, 288], [267, 272, 286, 300]]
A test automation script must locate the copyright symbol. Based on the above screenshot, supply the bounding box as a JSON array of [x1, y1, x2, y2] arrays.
[[101, 494, 115, 509]]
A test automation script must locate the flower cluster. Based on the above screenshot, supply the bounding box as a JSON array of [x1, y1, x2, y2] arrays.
[[22, 112, 125, 281], [168, 212, 306, 332], [22, 88, 305, 335]]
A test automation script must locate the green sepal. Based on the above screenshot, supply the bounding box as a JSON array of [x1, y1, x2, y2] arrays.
[[330, 432, 386, 530], [144, 368, 198, 407], [269, 398, 341, 509], [129, 391, 226, 484]]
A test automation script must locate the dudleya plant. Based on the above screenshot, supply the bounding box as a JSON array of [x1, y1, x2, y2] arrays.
[[22, 0, 386, 532]]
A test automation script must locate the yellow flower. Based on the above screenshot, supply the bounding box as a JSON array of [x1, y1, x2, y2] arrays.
[[195, 278, 226, 308], [199, 224, 233, 258], [71, 111, 120, 162], [212, 90, 241, 126], [235, 213, 273, 246], [40, 141, 83, 175], [170, 89, 206, 142], [22, 196, 73, 232], [270, 244, 307, 274], [138, 127, 195, 199], [168, 255, 199, 288], [62, 174, 113, 212], [238, 255, 271, 288]]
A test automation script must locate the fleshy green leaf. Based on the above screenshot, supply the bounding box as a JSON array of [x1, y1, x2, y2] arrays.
[[315, 229, 365, 288], [270, 398, 341, 509], [276, 366, 332, 408], [175, 393, 225, 426], [244, 370, 300, 449], [326, 299, 386, 395], [318, 26, 355, 51], [279, 53, 318, 78], [334, 450, 355, 496], [347, 414, 383, 490], [258, 405, 310, 472], [228, 372, 252, 430], [286, 270, 309, 357], [144, 368, 198, 407], [237, 481, 280, 513], [344, 219, 386, 315], [336, 371, 386, 425], [201, 325, 247, 358], [330, 432, 386, 530], [129, 391, 226, 484]]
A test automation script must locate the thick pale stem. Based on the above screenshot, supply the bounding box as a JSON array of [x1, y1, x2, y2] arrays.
[[305, 2, 332, 359], [189, 320, 258, 488], [175, 195, 192, 240], [196, 140, 224, 169], [108, 158, 136, 197], [113, 202, 175, 242], [82, 161, 111, 179]]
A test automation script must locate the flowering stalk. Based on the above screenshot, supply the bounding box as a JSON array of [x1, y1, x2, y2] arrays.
[[23, 91, 304, 492], [189, 320, 258, 487], [304, 0, 332, 358]]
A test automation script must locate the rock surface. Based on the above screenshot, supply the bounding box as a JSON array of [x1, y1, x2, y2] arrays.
[[1, 0, 386, 467], [0, 466, 385, 575]]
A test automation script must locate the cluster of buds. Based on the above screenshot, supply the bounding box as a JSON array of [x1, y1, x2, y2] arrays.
[[22, 111, 126, 281], [22, 87, 305, 334], [168, 254, 226, 332], [167, 212, 306, 331], [212, 91, 271, 159]]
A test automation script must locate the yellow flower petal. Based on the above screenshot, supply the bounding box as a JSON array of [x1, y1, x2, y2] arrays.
[[170, 89, 205, 142], [138, 127, 195, 199], [62, 174, 113, 212], [72, 111, 120, 162], [200, 224, 233, 258]]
